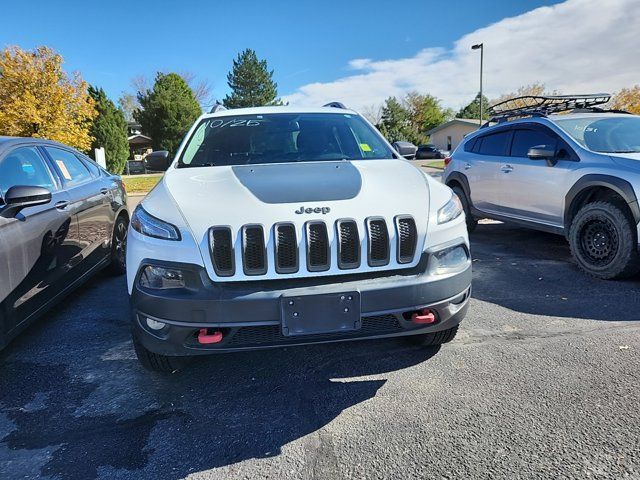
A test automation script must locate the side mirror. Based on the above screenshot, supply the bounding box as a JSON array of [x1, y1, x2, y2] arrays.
[[144, 150, 172, 172], [527, 145, 555, 161], [1, 186, 52, 218], [392, 141, 418, 160]]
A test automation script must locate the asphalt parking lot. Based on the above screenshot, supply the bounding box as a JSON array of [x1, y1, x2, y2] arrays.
[[1, 208, 640, 479]]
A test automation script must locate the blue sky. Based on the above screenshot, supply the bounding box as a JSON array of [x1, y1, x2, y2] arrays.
[[1, 0, 562, 108]]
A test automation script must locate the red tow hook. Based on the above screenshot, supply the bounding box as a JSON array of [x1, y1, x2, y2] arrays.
[[411, 309, 437, 325], [198, 329, 223, 344]]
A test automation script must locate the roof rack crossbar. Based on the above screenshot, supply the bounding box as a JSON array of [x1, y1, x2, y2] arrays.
[[487, 94, 612, 124]]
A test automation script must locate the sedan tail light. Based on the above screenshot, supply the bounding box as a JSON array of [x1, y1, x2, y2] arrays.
[[444, 156, 452, 166]]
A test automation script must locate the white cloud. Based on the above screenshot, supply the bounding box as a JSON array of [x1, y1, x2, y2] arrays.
[[283, 0, 640, 111]]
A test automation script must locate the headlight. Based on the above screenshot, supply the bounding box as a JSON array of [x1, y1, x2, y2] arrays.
[[131, 205, 181, 241], [429, 245, 470, 275], [139, 266, 186, 289], [437, 194, 463, 224]]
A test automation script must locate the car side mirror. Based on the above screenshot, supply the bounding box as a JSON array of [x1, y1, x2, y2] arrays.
[[144, 150, 172, 172], [0, 185, 52, 218], [527, 145, 555, 161]]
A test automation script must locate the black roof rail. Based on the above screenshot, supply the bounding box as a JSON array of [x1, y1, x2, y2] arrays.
[[209, 103, 227, 114], [323, 102, 347, 109], [487, 94, 612, 124]]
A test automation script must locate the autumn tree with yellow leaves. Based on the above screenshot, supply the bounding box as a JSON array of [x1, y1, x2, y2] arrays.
[[610, 86, 640, 115], [0, 46, 96, 151]]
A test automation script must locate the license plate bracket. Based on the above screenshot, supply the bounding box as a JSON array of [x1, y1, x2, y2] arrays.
[[281, 291, 361, 337]]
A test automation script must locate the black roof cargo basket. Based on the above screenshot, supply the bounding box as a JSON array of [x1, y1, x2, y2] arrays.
[[486, 93, 616, 126]]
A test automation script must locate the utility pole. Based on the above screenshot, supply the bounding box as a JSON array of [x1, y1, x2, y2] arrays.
[[471, 43, 484, 125]]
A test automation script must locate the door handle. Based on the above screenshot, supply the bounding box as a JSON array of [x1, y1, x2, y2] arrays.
[[501, 164, 514, 173], [100, 188, 109, 195], [464, 162, 471, 170], [55, 200, 69, 210]]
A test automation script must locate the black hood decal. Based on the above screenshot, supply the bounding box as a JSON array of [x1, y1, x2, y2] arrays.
[[232, 161, 362, 204]]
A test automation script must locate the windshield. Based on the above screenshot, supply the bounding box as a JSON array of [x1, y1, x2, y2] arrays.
[[178, 113, 394, 167], [555, 116, 640, 153]]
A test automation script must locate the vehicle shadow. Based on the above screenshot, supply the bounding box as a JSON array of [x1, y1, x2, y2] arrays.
[[470, 222, 640, 321], [0, 273, 441, 479]]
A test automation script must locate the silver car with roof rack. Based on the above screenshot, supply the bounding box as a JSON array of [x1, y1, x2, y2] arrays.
[[444, 94, 640, 279]]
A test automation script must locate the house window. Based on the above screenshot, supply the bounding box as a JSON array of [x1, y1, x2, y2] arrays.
[[447, 136, 452, 151]]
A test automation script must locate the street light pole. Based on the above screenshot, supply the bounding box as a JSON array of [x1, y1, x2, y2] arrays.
[[471, 43, 484, 126]]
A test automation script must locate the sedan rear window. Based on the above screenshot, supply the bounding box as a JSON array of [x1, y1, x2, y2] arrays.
[[178, 113, 394, 167]]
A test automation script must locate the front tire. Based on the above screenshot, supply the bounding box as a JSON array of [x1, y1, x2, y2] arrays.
[[569, 201, 640, 279], [452, 186, 477, 233], [105, 215, 128, 276], [132, 333, 190, 374]]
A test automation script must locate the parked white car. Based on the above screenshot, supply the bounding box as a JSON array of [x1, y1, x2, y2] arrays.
[[126, 104, 471, 373]]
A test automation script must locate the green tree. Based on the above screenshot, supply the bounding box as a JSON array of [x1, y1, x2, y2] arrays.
[[404, 92, 451, 144], [456, 92, 490, 121], [135, 73, 202, 155], [223, 49, 280, 108], [378, 97, 411, 143], [88, 86, 129, 174]]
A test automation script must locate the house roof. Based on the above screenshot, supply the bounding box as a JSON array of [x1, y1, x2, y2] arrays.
[[426, 118, 482, 135], [128, 134, 152, 146]]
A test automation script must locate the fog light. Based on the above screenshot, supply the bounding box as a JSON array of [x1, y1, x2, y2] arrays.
[[139, 266, 186, 290], [429, 245, 469, 275], [146, 318, 166, 330]]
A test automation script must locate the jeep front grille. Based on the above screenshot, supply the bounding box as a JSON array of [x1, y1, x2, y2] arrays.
[[208, 216, 417, 278], [395, 216, 417, 264], [242, 225, 267, 275], [336, 219, 360, 269], [306, 221, 330, 272], [367, 218, 390, 267], [274, 223, 298, 274], [209, 227, 235, 276]]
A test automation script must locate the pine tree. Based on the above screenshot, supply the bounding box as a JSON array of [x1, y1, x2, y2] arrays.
[[456, 93, 490, 121], [223, 49, 280, 108], [378, 97, 411, 143], [88, 86, 130, 174], [135, 73, 202, 155]]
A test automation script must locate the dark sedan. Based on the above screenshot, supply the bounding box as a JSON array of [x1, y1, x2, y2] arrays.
[[0, 137, 128, 350], [415, 144, 445, 160]]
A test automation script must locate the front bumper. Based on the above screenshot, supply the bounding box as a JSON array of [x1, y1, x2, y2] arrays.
[[131, 252, 472, 355]]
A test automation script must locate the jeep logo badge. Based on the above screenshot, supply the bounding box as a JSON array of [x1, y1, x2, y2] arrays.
[[295, 206, 331, 215]]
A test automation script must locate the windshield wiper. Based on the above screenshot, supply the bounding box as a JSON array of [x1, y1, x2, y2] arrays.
[[177, 162, 216, 168]]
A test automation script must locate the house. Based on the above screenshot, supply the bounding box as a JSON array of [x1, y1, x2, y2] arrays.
[[426, 118, 481, 153], [127, 122, 153, 160]]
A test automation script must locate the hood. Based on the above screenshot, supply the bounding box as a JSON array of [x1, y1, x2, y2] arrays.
[[162, 159, 430, 281]]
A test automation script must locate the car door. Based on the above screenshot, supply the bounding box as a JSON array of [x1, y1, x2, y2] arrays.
[[497, 125, 578, 227], [0, 146, 80, 334], [466, 129, 512, 215], [42, 146, 113, 272]]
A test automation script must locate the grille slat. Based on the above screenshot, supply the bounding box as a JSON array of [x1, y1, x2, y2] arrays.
[[242, 225, 267, 275], [337, 220, 360, 269], [274, 223, 298, 274], [367, 218, 390, 267], [396, 216, 417, 264], [306, 221, 330, 272], [209, 227, 235, 276]]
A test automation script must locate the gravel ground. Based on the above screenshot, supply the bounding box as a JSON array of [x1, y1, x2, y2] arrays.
[[1, 222, 639, 480]]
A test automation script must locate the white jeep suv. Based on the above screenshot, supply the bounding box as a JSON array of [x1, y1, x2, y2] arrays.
[[127, 104, 471, 373]]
